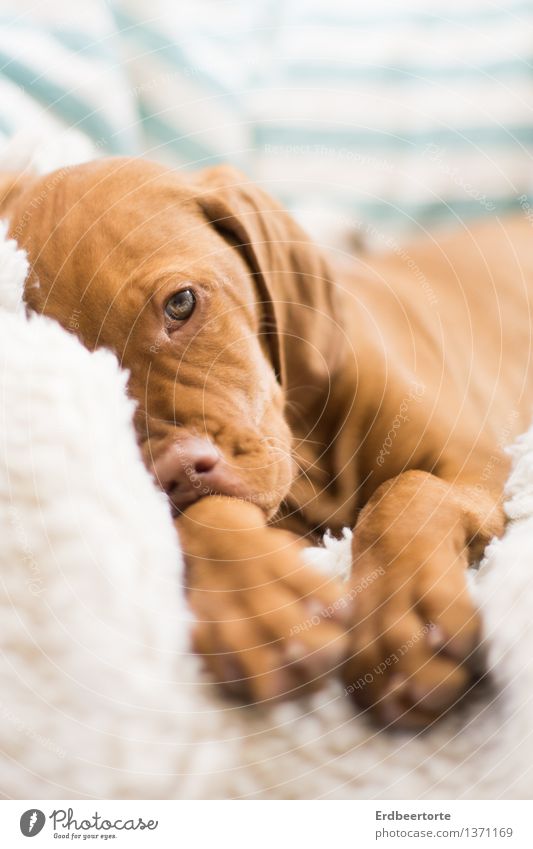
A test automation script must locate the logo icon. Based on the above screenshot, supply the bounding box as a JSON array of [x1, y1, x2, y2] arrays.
[[20, 809, 45, 837]]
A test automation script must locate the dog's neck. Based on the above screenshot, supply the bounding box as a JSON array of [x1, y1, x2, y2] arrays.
[[279, 258, 405, 535], [277, 278, 364, 535]]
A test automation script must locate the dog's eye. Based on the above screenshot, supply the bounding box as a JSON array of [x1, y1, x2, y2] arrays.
[[165, 288, 196, 322]]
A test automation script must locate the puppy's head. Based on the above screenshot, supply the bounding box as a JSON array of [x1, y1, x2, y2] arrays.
[[3, 158, 342, 518]]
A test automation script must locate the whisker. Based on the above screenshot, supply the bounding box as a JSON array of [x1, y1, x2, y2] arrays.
[[271, 444, 317, 495]]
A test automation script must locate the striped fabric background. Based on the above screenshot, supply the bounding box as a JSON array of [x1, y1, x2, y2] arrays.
[[0, 0, 139, 168], [2, 0, 533, 245]]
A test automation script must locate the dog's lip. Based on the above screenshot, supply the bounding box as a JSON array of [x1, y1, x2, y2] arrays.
[[166, 477, 241, 517], [167, 480, 276, 518], [168, 490, 203, 517]]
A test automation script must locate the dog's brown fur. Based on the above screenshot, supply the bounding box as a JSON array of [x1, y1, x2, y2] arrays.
[[2, 157, 532, 727]]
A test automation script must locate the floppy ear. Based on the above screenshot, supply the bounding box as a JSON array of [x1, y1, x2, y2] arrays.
[[191, 165, 345, 404]]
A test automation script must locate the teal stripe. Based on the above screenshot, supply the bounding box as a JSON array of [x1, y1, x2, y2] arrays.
[[111, 7, 238, 104], [139, 104, 245, 168], [0, 50, 132, 153], [413, 194, 523, 221], [256, 123, 533, 151], [51, 28, 115, 61], [285, 58, 533, 84], [288, 1, 533, 29], [279, 193, 524, 225], [0, 110, 12, 135]]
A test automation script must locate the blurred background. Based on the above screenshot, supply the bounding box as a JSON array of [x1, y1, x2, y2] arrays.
[[1, 0, 533, 250]]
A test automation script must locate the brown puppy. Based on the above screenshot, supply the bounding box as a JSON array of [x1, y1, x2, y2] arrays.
[[1, 157, 532, 727]]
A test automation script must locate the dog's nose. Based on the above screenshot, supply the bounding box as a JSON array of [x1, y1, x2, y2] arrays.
[[152, 436, 225, 512], [153, 436, 220, 494]]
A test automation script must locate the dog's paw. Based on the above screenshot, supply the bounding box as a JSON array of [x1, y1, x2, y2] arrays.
[[342, 553, 482, 729], [189, 531, 352, 704]]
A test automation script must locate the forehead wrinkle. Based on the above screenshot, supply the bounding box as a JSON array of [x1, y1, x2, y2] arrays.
[[57, 193, 201, 288], [217, 282, 258, 328], [107, 226, 237, 290], [13, 159, 197, 288]]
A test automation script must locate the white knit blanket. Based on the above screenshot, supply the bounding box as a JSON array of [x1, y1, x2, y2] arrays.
[[0, 222, 532, 800]]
